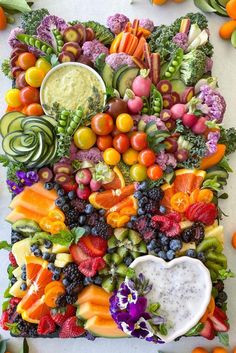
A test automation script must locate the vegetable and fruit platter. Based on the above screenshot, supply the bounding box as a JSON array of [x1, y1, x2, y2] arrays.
[[0, 8, 236, 346]]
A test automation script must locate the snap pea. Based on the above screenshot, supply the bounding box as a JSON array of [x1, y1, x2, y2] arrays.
[[52, 29, 64, 53], [150, 85, 163, 117], [141, 96, 150, 115], [16, 34, 56, 55], [67, 108, 84, 136], [164, 48, 183, 80]]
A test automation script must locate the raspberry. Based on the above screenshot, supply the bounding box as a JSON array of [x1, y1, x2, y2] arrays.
[[37, 315, 56, 335], [9, 252, 17, 267], [0, 311, 9, 330], [165, 222, 181, 238], [79, 257, 105, 277]]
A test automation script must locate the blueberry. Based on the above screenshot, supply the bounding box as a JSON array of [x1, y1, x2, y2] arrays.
[[131, 216, 137, 222], [54, 183, 60, 191], [20, 283, 27, 291], [48, 263, 56, 272], [83, 277, 93, 286], [57, 188, 65, 197], [134, 191, 142, 199], [186, 249, 197, 258], [49, 254, 56, 263], [157, 251, 167, 260], [160, 235, 169, 246], [166, 249, 175, 261], [52, 274, 60, 281], [30, 244, 39, 252], [138, 197, 148, 207], [147, 239, 157, 252], [44, 182, 54, 190], [62, 204, 70, 212], [94, 276, 103, 285], [79, 215, 86, 226], [44, 240, 52, 249], [55, 197, 66, 207], [21, 272, 27, 281], [124, 256, 133, 266], [159, 206, 166, 214], [62, 278, 70, 287], [138, 208, 145, 216], [99, 209, 106, 216], [169, 239, 182, 252], [127, 222, 133, 229], [138, 181, 148, 191], [42, 252, 51, 260], [107, 248, 116, 254], [197, 251, 206, 262], [11, 277, 17, 285], [83, 225, 91, 235], [54, 267, 61, 275], [34, 249, 42, 257], [85, 204, 94, 214], [21, 264, 26, 272], [68, 191, 76, 200], [153, 247, 161, 255], [163, 245, 169, 252]]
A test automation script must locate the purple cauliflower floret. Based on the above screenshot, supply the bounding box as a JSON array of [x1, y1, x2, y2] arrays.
[[139, 18, 154, 32], [37, 15, 68, 47], [156, 150, 177, 171], [173, 32, 188, 51], [82, 40, 109, 63], [76, 147, 103, 164], [198, 85, 226, 123], [8, 27, 25, 48], [141, 115, 168, 131], [205, 131, 220, 156], [106, 13, 130, 35], [105, 53, 135, 71], [204, 57, 213, 73]]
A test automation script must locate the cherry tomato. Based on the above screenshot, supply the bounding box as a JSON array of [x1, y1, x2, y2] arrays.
[[74, 127, 96, 150], [91, 113, 114, 136], [116, 113, 134, 133], [18, 52, 37, 71], [25, 67, 45, 88], [19, 86, 40, 105], [147, 164, 163, 180], [25, 103, 44, 116], [5, 89, 21, 108], [122, 148, 139, 166], [130, 164, 147, 182], [138, 149, 156, 167], [97, 135, 113, 151], [130, 131, 148, 151], [111, 126, 121, 137], [35, 57, 52, 74], [103, 148, 121, 165], [113, 133, 130, 153]]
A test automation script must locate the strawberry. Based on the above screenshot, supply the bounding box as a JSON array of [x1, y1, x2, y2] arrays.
[[9, 297, 21, 307], [210, 306, 229, 332], [78, 236, 107, 258], [37, 315, 56, 335], [0, 311, 9, 330], [70, 243, 90, 265], [9, 252, 17, 267], [79, 257, 105, 277], [50, 305, 76, 327], [59, 316, 85, 338], [200, 319, 215, 340], [185, 202, 217, 225]]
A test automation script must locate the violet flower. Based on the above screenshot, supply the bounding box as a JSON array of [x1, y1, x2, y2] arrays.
[[16, 170, 39, 186], [129, 297, 148, 320], [6, 180, 24, 195], [117, 282, 138, 309], [120, 315, 154, 340]]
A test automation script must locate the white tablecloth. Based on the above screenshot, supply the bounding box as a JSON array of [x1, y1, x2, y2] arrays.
[[0, 0, 236, 351]]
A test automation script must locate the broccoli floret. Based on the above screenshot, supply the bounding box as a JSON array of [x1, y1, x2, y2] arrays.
[[180, 49, 206, 86], [1, 59, 13, 80], [21, 8, 50, 35], [82, 21, 114, 45], [198, 41, 214, 58], [148, 25, 178, 62]]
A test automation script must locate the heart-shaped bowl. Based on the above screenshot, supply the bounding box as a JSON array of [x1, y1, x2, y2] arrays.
[[130, 255, 212, 343]]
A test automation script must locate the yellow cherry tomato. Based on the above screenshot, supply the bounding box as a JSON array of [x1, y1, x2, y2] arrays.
[[5, 88, 21, 108], [130, 163, 147, 182], [122, 148, 139, 165], [25, 67, 45, 87], [116, 113, 134, 133], [103, 148, 121, 165], [74, 127, 96, 150], [35, 57, 52, 74]]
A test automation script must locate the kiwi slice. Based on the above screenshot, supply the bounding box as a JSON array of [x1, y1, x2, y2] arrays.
[[12, 219, 41, 235]]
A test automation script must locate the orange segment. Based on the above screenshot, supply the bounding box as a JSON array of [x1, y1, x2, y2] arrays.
[[173, 169, 195, 194], [25, 256, 45, 285], [192, 170, 206, 190], [190, 188, 200, 204], [120, 206, 137, 216], [197, 189, 214, 203], [170, 192, 190, 213], [107, 196, 137, 214], [44, 285, 66, 308], [44, 281, 64, 293], [22, 296, 50, 324], [161, 184, 174, 210], [17, 289, 40, 314], [103, 166, 125, 190], [34, 267, 53, 295]]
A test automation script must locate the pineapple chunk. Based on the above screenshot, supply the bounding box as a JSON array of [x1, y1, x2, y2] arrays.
[[12, 266, 22, 280], [52, 244, 69, 254], [177, 242, 196, 256], [205, 226, 224, 245], [12, 238, 31, 266], [204, 220, 219, 233], [9, 279, 27, 298], [54, 253, 73, 267], [180, 221, 193, 230], [40, 245, 52, 253]]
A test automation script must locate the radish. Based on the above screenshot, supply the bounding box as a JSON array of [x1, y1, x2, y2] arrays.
[[191, 117, 207, 134], [170, 104, 187, 120], [125, 89, 143, 114], [75, 169, 92, 185], [182, 113, 198, 128], [76, 184, 91, 200], [132, 69, 152, 97], [175, 149, 189, 162], [90, 179, 102, 192]]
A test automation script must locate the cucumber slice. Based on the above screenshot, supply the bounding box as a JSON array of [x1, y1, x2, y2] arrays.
[[0, 112, 25, 137], [22, 120, 54, 144], [41, 116, 57, 127], [217, 0, 229, 5], [7, 116, 25, 134], [116, 67, 139, 97], [13, 149, 36, 163], [209, 0, 228, 15], [170, 79, 186, 94], [112, 65, 128, 89], [29, 132, 45, 163], [102, 64, 114, 87], [2, 131, 23, 156]]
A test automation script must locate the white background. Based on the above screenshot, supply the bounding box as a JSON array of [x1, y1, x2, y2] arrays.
[[0, 0, 236, 351]]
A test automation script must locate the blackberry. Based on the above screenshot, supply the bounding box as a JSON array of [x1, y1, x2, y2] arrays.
[[66, 282, 83, 295], [147, 187, 164, 201], [11, 230, 24, 244], [65, 209, 79, 226], [63, 263, 84, 282], [71, 198, 87, 212], [214, 280, 224, 292], [56, 294, 67, 307], [14, 315, 38, 337], [66, 295, 77, 304], [217, 291, 228, 303], [87, 213, 99, 226], [144, 200, 159, 214], [91, 220, 113, 239], [132, 216, 149, 232], [181, 228, 194, 243]]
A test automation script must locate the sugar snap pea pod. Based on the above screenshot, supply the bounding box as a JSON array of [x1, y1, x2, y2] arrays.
[[150, 85, 163, 116], [206, 251, 227, 269], [196, 237, 223, 254], [163, 48, 184, 80], [16, 34, 56, 55], [52, 29, 64, 53], [67, 108, 84, 136], [205, 261, 224, 273], [141, 96, 150, 115]]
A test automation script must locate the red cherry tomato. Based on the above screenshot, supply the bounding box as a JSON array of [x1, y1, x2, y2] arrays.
[[130, 131, 148, 151], [111, 126, 121, 137], [97, 135, 113, 151], [113, 133, 130, 153], [17, 52, 37, 71], [91, 113, 114, 136], [138, 149, 156, 167], [147, 164, 163, 180], [19, 86, 40, 105]]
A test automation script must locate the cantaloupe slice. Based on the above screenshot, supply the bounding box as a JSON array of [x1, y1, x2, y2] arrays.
[[10, 188, 56, 215], [6, 206, 43, 224], [77, 302, 111, 320], [76, 285, 111, 306], [85, 316, 127, 338], [30, 182, 58, 201]]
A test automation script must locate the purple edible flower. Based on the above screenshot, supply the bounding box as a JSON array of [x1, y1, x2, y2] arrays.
[[82, 40, 109, 63], [172, 32, 188, 51], [205, 131, 220, 156], [129, 297, 148, 320], [6, 180, 24, 195], [105, 53, 135, 71], [16, 170, 39, 186], [106, 13, 130, 35], [121, 315, 154, 340], [139, 18, 154, 32], [198, 85, 226, 123], [117, 282, 138, 309], [204, 57, 213, 73]]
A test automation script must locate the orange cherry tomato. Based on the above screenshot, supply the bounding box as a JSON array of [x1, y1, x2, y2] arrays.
[[0, 6, 7, 30], [25, 103, 44, 116], [113, 133, 130, 153], [138, 149, 156, 167], [19, 86, 40, 105], [170, 192, 190, 213], [48, 209, 65, 222], [147, 164, 163, 180], [91, 113, 114, 136], [130, 131, 148, 151], [18, 52, 37, 70], [97, 135, 113, 151], [197, 189, 214, 203]]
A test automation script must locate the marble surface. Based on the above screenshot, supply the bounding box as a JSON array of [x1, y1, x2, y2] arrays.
[[0, 0, 236, 351]]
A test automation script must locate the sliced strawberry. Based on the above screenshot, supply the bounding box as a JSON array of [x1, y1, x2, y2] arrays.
[[200, 319, 215, 340], [213, 306, 227, 321], [185, 202, 217, 225], [37, 315, 56, 335], [59, 316, 85, 338], [78, 236, 107, 258], [79, 257, 105, 277], [92, 257, 106, 271], [210, 307, 229, 332], [70, 244, 90, 265], [50, 305, 76, 327], [0, 311, 9, 331], [9, 252, 17, 267], [165, 222, 181, 237]]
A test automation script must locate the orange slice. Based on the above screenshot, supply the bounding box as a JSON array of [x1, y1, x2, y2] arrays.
[[44, 281, 64, 293], [107, 196, 137, 214], [120, 206, 137, 216], [17, 289, 41, 314], [161, 184, 175, 210], [197, 189, 214, 203], [34, 267, 53, 295], [103, 166, 125, 190], [192, 170, 206, 190], [22, 296, 50, 324], [190, 188, 200, 204], [173, 169, 196, 194], [25, 256, 45, 285]]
